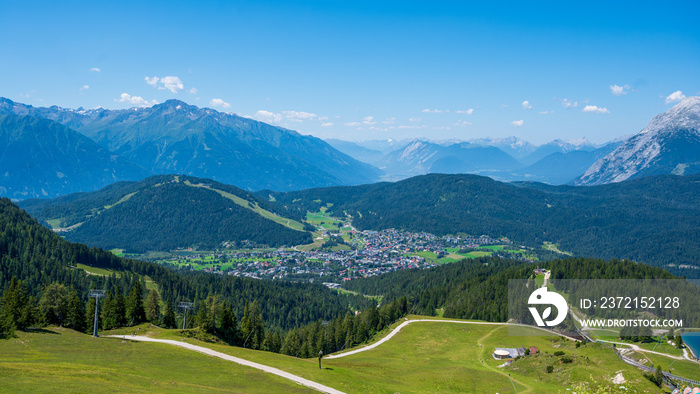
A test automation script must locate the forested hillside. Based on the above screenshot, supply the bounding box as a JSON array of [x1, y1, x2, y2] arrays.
[[266, 173, 700, 277], [0, 198, 360, 333], [21, 175, 312, 252], [343, 256, 692, 323]]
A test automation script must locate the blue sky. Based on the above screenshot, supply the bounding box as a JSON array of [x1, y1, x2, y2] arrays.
[[2, 0, 699, 144]]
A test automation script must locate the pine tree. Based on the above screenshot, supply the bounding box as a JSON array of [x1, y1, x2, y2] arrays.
[[65, 288, 85, 332], [162, 302, 177, 329], [0, 307, 14, 339], [85, 297, 97, 333], [145, 290, 160, 324], [113, 290, 127, 327], [126, 282, 146, 326], [240, 300, 265, 349], [39, 283, 69, 326], [219, 305, 238, 344], [194, 302, 212, 332], [1, 277, 34, 330]]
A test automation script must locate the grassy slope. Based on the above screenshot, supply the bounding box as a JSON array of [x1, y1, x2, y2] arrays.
[[184, 180, 305, 232], [149, 317, 660, 393], [2, 317, 671, 393], [0, 327, 312, 393]]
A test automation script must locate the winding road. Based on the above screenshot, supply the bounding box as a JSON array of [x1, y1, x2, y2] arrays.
[[107, 335, 344, 394], [326, 318, 579, 359]]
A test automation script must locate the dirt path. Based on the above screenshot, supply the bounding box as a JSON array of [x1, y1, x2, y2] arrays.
[[326, 318, 579, 360], [106, 335, 344, 394], [477, 325, 533, 393]]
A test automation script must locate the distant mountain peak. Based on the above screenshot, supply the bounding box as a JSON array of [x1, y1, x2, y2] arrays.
[[640, 96, 700, 135], [575, 97, 700, 185]]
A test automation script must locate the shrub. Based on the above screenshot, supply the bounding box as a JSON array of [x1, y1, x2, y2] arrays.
[[553, 351, 565, 356], [546, 365, 554, 373]]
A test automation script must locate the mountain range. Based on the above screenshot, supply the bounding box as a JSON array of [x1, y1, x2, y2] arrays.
[[0, 98, 380, 199], [327, 97, 700, 186], [2, 96, 699, 201]]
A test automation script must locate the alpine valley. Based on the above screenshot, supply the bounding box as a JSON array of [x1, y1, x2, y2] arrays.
[[3, 96, 700, 392]]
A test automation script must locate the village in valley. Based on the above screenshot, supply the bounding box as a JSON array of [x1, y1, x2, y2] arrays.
[[138, 219, 541, 284]]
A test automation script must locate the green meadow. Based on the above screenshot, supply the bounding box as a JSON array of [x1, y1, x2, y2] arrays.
[[0, 327, 312, 393], [1, 317, 669, 393], [143, 317, 661, 393]]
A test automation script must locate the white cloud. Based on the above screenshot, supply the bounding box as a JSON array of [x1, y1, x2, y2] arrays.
[[189, 88, 198, 94], [282, 110, 318, 122], [665, 90, 686, 104], [539, 110, 552, 115], [160, 76, 184, 93], [321, 122, 334, 127], [455, 108, 474, 115], [115, 93, 157, 107], [145, 75, 185, 93], [561, 99, 578, 109], [582, 105, 610, 114], [210, 98, 231, 108], [345, 116, 377, 127], [255, 110, 283, 123], [610, 84, 630, 96], [511, 120, 524, 126], [453, 120, 472, 127], [521, 100, 532, 109], [422, 109, 448, 113], [90, 67, 101, 73], [382, 117, 396, 124], [79, 85, 89, 91], [145, 76, 159, 87], [408, 117, 422, 123]]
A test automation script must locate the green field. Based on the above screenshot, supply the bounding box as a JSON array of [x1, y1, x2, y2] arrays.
[[76, 263, 121, 278], [535, 274, 545, 287], [145, 318, 661, 393], [0, 327, 312, 393], [306, 211, 343, 232], [2, 317, 669, 393]]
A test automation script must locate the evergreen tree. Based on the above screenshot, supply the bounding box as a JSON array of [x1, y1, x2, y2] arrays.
[[1, 277, 34, 330], [126, 281, 146, 326], [145, 290, 160, 324], [113, 290, 127, 327], [219, 304, 239, 345], [162, 302, 177, 329], [85, 297, 97, 333], [39, 283, 69, 326], [65, 288, 85, 332], [240, 300, 265, 349], [194, 301, 212, 332], [0, 307, 14, 339]]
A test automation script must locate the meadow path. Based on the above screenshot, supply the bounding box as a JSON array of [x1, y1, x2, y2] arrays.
[[106, 335, 345, 394], [325, 318, 579, 359]]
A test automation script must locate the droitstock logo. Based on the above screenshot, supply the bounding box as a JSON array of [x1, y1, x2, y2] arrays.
[[528, 288, 568, 327]]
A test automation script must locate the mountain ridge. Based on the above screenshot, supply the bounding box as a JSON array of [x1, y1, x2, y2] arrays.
[[576, 97, 700, 185], [0, 113, 150, 200], [0, 98, 381, 193]]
